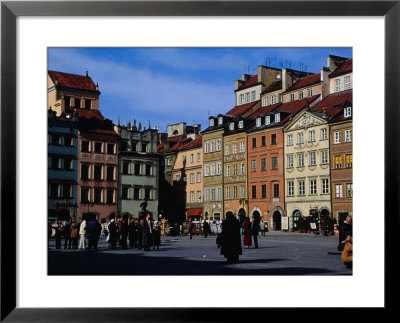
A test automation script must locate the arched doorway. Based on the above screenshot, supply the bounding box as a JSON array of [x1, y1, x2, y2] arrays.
[[292, 210, 301, 232], [273, 211, 282, 231], [238, 208, 246, 226], [252, 210, 261, 222]]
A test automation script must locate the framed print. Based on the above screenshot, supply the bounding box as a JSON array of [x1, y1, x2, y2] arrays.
[[1, 0, 398, 321]]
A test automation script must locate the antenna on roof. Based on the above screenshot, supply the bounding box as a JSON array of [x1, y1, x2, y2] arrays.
[[86, 71, 89, 77]]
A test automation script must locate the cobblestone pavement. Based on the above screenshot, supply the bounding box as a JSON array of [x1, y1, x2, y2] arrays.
[[48, 232, 352, 275]]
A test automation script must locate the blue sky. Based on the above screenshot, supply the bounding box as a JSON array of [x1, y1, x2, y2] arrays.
[[48, 47, 352, 133]]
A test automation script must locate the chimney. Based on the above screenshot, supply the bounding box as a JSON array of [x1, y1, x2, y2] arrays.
[[86, 71, 89, 77], [320, 67, 330, 83], [282, 69, 291, 91], [327, 55, 346, 72]]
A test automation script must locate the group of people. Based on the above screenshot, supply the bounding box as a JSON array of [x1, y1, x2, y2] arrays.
[[106, 212, 161, 251]]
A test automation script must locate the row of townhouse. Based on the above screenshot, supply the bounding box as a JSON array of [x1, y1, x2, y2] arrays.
[[47, 71, 159, 223], [167, 54, 353, 231]]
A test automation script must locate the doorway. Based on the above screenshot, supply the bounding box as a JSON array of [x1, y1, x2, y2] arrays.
[[273, 211, 281, 231]]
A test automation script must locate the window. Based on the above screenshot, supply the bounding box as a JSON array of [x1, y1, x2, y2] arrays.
[[310, 180, 317, 195], [287, 134, 293, 146], [271, 156, 278, 170], [205, 142, 209, 153], [190, 154, 194, 163], [251, 90, 256, 101], [245, 92, 250, 103], [298, 91, 303, 99], [344, 76, 351, 90], [94, 142, 102, 153], [240, 163, 245, 175], [229, 123, 234, 131], [218, 117, 223, 125], [344, 107, 352, 118], [197, 191, 201, 202], [335, 155, 342, 169], [322, 179, 329, 194], [64, 96, 70, 108], [107, 189, 114, 204], [321, 150, 328, 164], [261, 184, 267, 198], [309, 130, 315, 142], [288, 181, 294, 196], [298, 154, 304, 167], [273, 183, 279, 198], [225, 144, 230, 155], [81, 164, 89, 180], [251, 185, 257, 199], [107, 166, 114, 180], [190, 191, 195, 203], [217, 187, 222, 201], [232, 143, 237, 154], [51, 134, 61, 145], [298, 133, 304, 144], [239, 142, 245, 152], [64, 135, 73, 147], [261, 136, 266, 146], [81, 141, 90, 152], [274, 113, 280, 123], [85, 99, 91, 109], [62, 184, 72, 199], [211, 188, 216, 201], [107, 143, 115, 154], [336, 184, 343, 198], [309, 151, 316, 166], [210, 163, 215, 176], [345, 129, 352, 142], [251, 160, 256, 172], [290, 93, 295, 102], [263, 96, 268, 106], [197, 172, 201, 183], [205, 188, 209, 202], [287, 155, 293, 168], [298, 181, 305, 196], [279, 94, 283, 103], [321, 128, 328, 140], [335, 79, 341, 92], [233, 186, 238, 199], [74, 98, 80, 108], [121, 186, 129, 200], [217, 162, 222, 175], [51, 156, 61, 170], [256, 118, 261, 127], [271, 134, 277, 145], [265, 116, 271, 125], [216, 139, 221, 151], [226, 187, 230, 199], [346, 183, 353, 198], [197, 152, 201, 162], [64, 157, 73, 171], [94, 165, 102, 180], [130, 142, 137, 152], [210, 140, 215, 152], [210, 119, 214, 127], [135, 162, 141, 175], [81, 188, 89, 202], [271, 94, 276, 104], [233, 164, 237, 176], [252, 138, 257, 148], [334, 131, 341, 144], [240, 185, 245, 198], [145, 188, 151, 201], [226, 165, 230, 177], [94, 188, 102, 203], [261, 158, 266, 171], [134, 187, 140, 200], [346, 154, 353, 168], [307, 88, 313, 97], [204, 163, 209, 177], [190, 173, 195, 184], [239, 94, 244, 104], [167, 158, 172, 166]]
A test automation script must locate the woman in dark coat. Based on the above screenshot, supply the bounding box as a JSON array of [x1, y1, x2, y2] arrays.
[[152, 221, 161, 250], [338, 216, 352, 251], [242, 217, 252, 248], [107, 219, 118, 249], [69, 220, 80, 249], [220, 212, 242, 263]]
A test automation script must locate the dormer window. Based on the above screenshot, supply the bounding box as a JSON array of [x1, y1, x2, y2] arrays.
[[229, 123, 235, 131], [210, 119, 214, 127], [256, 118, 261, 127], [238, 120, 244, 128], [263, 96, 268, 106], [271, 94, 276, 104], [218, 117, 223, 125], [344, 106, 352, 118], [274, 113, 280, 123], [239, 94, 244, 104], [265, 116, 271, 125]]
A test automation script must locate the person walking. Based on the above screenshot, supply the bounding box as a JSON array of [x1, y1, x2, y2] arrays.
[[251, 217, 260, 249], [220, 211, 242, 264], [69, 219, 79, 249], [63, 220, 71, 250], [338, 215, 352, 251], [54, 220, 63, 249], [187, 220, 194, 239], [78, 218, 86, 250], [128, 218, 137, 248], [141, 212, 153, 251], [107, 218, 118, 249], [93, 219, 102, 251], [203, 220, 210, 238], [85, 217, 97, 251], [152, 221, 161, 250], [242, 217, 252, 249]]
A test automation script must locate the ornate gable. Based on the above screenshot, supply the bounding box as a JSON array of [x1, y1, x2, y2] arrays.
[[285, 110, 327, 132]]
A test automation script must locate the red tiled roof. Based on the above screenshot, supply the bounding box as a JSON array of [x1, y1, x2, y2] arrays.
[[226, 101, 258, 117], [262, 81, 282, 94], [65, 107, 105, 120], [329, 58, 352, 78], [311, 90, 352, 119], [158, 136, 192, 153], [180, 136, 202, 151], [48, 70, 98, 92], [279, 95, 320, 113], [287, 73, 321, 92], [237, 75, 259, 90], [248, 103, 281, 119]]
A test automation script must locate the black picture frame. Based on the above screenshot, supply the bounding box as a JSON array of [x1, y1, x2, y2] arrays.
[[1, 0, 397, 321]]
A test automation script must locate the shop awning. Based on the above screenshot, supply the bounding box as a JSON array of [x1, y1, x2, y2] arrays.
[[186, 208, 203, 216]]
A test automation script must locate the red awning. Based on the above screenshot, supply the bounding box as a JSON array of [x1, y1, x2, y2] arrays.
[[186, 208, 203, 216]]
